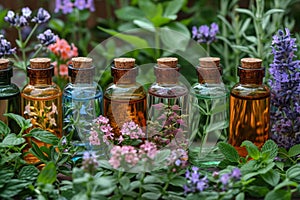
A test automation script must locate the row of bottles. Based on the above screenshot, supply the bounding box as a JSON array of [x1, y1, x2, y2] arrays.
[[0, 56, 270, 166]]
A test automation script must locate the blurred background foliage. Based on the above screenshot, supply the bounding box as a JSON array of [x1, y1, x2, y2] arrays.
[[1, 0, 300, 89]]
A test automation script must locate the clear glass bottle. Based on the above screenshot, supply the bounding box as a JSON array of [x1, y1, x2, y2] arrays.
[[189, 57, 229, 167], [229, 58, 270, 157], [148, 57, 189, 148], [21, 58, 62, 164], [63, 57, 102, 155], [104, 58, 147, 136], [0, 58, 20, 132]]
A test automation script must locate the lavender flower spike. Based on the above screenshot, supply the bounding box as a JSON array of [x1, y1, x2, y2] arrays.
[[21, 7, 32, 19], [192, 22, 219, 44], [54, 0, 62, 13], [32, 8, 51, 24], [269, 28, 300, 149], [74, 0, 87, 10], [37, 29, 57, 46], [62, 0, 74, 14], [0, 35, 16, 58]]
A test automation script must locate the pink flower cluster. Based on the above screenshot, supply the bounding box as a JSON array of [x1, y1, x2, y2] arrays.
[[89, 115, 113, 146], [109, 145, 139, 169], [114, 121, 145, 144], [48, 37, 78, 61], [108, 141, 158, 169]]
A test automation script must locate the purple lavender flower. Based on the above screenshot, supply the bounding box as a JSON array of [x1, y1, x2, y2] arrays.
[[86, 0, 95, 12], [220, 173, 230, 185], [32, 8, 51, 24], [74, 0, 87, 10], [62, 0, 74, 14], [55, 0, 62, 13], [21, 7, 32, 19], [82, 151, 99, 174], [184, 167, 209, 194], [192, 22, 219, 44], [269, 28, 300, 149], [0, 35, 16, 58], [37, 29, 57, 46], [196, 177, 208, 192], [231, 167, 241, 180]]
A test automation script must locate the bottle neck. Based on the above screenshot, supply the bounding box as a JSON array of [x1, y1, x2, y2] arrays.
[[111, 66, 137, 85], [0, 67, 13, 85], [154, 65, 180, 84], [238, 66, 264, 85], [68, 65, 95, 84], [27, 65, 54, 85], [196, 66, 222, 84]]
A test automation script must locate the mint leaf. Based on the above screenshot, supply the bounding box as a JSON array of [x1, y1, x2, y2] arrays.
[[0, 121, 10, 137], [4, 113, 32, 130], [1, 133, 25, 146], [286, 164, 300, 179], [262, 140, 278, 160], [119, 176, 130, 190], [241, 140, 260, 160], [218, 142, 239, 162], [37, 161, 57, 184], [18, 165, 39, 181], [288, 144, 300, 157], [261, 170, 280, 187], [28, 128, 59, 145], [265, 189, 291, 200]]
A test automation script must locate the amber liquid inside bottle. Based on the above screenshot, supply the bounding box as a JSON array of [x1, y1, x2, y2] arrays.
[[229, 87, 270, 157], [104, 94, 147, 135]]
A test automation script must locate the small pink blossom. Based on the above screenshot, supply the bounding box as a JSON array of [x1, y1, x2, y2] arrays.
[[89, 130, 100, 145], [120, 121, 145, 140], [152, 103, 164, 110], [171, 105, 180, 111], [140, 141, 158, 159], [51, 102, 58, 114], [24, 103, 31, 115], [108, 145, 139, 169], [49, 118, 57, 126]]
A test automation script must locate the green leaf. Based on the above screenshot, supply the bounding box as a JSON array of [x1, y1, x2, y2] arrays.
[[18, 165, 39, 181], [257, 162, 275, 174], [169, 176, 186, 187], [4, 113, 29, 130], [144, 175, 163, 184], [0, 179, 29, 198], [274, 179, 298, 190], [49, 18, 65, 33], [29, 128, 59, 145], [288, 144, 300, 157], [261, 170, 280, 187], [141, 192, 161, 200], [263, 9, 284, 18], [262, 140, 278, 160], [154, 149, 170, 163], [98, 27, 150, 49], [133, 19, 155, 32], [286, 164, 300, 179], [235, 8, 255, 18], [245, 186, 269, 197], [29, 141, 49, 161], [1, 133, 25, 146], [265, 189, 291, 200], [115, 6, 144, 21], [119, 176, 130, 191], [138, 0, 159, 19], [37, 161, 57, 185], [235, 192, 245, 200], [217, 142, 240, 162], [0, 120, 10, 136], [164, 0, 184, 18], [241, 140, 260, 160]]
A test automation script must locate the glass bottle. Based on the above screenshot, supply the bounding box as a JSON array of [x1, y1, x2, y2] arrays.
[[104, 58, 147, 136], [0, 58, 20, 132], [21, 58, 62, 164], [189, 57, 229, 167], [229, 58, 270, 157], [63, 57, 102, 156], [148, 57, 189, 148]]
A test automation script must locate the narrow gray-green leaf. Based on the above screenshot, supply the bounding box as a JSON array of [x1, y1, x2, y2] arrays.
[[37, 161, 57, 184]]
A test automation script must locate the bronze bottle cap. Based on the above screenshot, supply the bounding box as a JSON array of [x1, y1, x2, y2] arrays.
[[114, 58, 135, 69], [0, 58, 9, 70], [241, 58, 262, 69], [157, 57, 178, 68], [72, 57, 93, 68], [30, 58, 51, 69]]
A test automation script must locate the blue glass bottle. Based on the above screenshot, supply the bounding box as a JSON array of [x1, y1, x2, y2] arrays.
[[63, 57, 102, 156], [189, 57, 229, 167], [0, 59, 20, 132]]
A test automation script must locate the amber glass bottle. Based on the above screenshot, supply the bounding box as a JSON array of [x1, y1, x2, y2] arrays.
[[21, 58, 62, 163], [189, 57, 229, 167], [229, 58, 270, 156], [104, 58, 147, 136], [63, 57, 102, 152], [0, 59, 20, 131], [148, 57, 189, 147]]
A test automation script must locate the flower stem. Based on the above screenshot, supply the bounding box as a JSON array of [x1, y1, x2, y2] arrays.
[[24, 24, 38, 47]]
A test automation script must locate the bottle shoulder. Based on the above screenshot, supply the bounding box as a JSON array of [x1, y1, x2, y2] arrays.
[[191, 83, 229, 98], [0, 83, 20, 98], [231, 83, 270, 99], [22, 83, 62, 98], [104, 83, 146, 99], [148, 82, 188, 98]]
